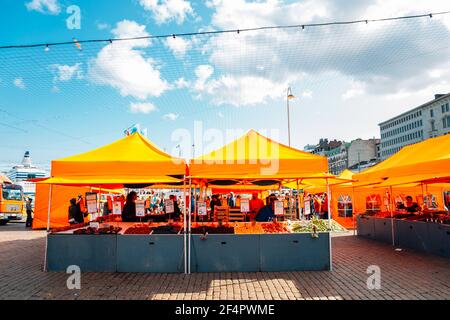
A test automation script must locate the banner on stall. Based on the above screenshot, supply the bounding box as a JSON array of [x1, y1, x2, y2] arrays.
[[112, 202, 122, 215], [240, 199, 250, 213], [274, 200, 284, 216], [136, 200, 146, 217], [85, 193, 98, 214], [198, 202, 207, 216], [165, 199, 175, 214], [304, 201, 311, 215]]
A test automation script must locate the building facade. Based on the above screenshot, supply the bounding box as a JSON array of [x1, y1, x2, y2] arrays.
[[305, 138, 380, 175], [379, 93, 450, 159]]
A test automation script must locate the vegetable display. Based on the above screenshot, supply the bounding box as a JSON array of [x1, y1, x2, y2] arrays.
[[73, 225, 122, 235], [123, 224, 152, 235], [261, 221, 290, 233], [234, 222, 264, 234], [289, 218, 346, 233]]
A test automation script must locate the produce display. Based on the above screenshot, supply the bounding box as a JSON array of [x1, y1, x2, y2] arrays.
[[73, 225, 122, 235], [190, 225, 235, 234], [123, 224, 152, 235], [234, 222, 264, 234], [289, 218, 346, 233], [51, 223, 86, 233], [261, 221, 290, 233], [151, 225, 181, 234], [96, 215, 121, 223]]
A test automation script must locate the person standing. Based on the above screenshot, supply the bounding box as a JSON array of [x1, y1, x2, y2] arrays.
[[68, 198, 84, 224], [122, 191, 138, 222], [25, 198, 33, 228], [249, 192, 264, 221]]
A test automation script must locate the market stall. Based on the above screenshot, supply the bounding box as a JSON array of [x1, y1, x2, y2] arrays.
[[353, 134, 450, 258], [41, 133, 188, 272], [187, 129, 334, 272]]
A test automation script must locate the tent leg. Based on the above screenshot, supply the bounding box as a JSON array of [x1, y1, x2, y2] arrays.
[[326, 178, 332, 272], [43, 184, 53, 272], [352, 187, 356, 236], [183, 177, 187, 275], [188, 178, 192, 275], [389, 186, 395, 247]]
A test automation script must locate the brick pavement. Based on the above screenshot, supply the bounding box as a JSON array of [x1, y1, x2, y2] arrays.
[[0, 222, 449, 300]]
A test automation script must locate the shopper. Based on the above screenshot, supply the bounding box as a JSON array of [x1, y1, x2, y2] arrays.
[[122, 191, 138, 222], [228, 192, 236, 207], [25, 198, 33, 228], [249, 192, 264, 221], [68, 198, 84, 224], [256, 195, 276, 222], [210, 194, 222, 217]]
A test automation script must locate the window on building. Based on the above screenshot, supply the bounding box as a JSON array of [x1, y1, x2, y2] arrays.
[[430, 109, 434, 117], [442, 105, 446, 113], [431, 120, 436, 131]]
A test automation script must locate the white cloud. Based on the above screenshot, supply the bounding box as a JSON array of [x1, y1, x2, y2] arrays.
[[129, 102, 158, 114], [88, 20, 169, 100], [139, 0, 194, 24], [97, 22, 110, 30], [13, 78, 26, 89], [342, 81, 366, 100], [25, 0, 60, 15], [51, 63, 83, 82], [302, 90, 313, 99], [203, 0, 450, 101], [175, 77, 190, 89], [164, 36, 191, 58], [163, 113, 179, 121]]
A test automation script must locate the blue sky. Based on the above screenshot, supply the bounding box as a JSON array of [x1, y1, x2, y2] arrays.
[[1, 0, 450, 170]]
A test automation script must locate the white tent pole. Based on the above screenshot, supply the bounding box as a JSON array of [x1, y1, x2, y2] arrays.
[[352, 187, 356, 236], [43, 184, 53, 272], [389, 185, 395, 247], [188, 178, 192, 274], [326, 178, 332, 229], [182, 177, 187, 274], [326, 178, 332, 272]]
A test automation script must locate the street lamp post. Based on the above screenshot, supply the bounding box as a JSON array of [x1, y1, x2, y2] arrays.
[[287, 87, 295, 147]]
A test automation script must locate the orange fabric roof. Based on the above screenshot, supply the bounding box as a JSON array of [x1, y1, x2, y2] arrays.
[[50, 133, 186, 184], [353, 134, 450, 186], [189, 130, 328, 179]]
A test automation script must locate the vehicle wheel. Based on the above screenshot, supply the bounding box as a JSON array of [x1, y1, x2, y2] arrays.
[[0, 220, 8, 226]]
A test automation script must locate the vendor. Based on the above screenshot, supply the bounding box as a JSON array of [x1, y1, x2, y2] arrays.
[[122, 191, 138, 222], [68, 198, 85, 224], [210, 194, 222, 216], [249, 192, 264, 220], [399, 196, 420, 213], [255, 195, 276, 222]]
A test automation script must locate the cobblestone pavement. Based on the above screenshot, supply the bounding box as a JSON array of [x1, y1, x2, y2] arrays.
[[0, 222, 449, 300]]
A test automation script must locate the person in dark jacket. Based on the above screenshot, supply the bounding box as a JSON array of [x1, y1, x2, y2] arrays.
[[210, 194, 222, 217], [122, 191, 138, 222], [68, 198, 84, 224], [255, 195, 276, 222], [25, 198, 33, 228]]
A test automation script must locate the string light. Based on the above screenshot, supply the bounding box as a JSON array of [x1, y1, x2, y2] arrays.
[[0, 11, 448, 50]]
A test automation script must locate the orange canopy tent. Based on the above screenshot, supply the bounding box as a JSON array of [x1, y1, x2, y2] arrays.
[[34, 132, 186, 229], [46, 132, 186, 186], [189, 130, 329, 180], [353, 134, 450, 186]]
